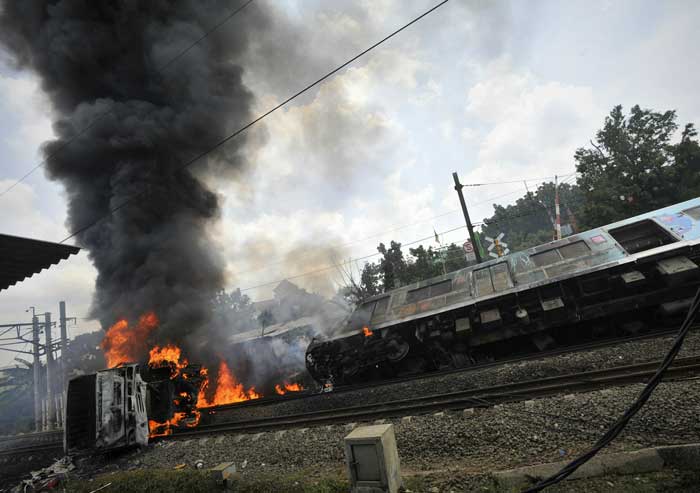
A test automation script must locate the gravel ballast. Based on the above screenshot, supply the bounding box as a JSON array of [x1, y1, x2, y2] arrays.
[[120, 378, 700, 486], [203, 331, 700, 424]]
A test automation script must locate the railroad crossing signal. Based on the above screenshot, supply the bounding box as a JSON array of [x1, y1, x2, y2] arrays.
[[484, 233, 509, 258]]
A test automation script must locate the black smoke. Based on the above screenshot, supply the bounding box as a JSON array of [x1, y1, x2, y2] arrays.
[[0, 1, 263, 355]]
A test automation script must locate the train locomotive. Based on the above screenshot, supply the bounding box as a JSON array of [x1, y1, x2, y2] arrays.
[[306, 198, 700, 385]]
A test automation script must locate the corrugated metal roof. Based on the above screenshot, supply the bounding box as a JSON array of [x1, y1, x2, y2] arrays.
[[0, 233, 80, 291]]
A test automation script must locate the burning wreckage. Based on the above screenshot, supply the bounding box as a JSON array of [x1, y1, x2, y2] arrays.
[[65, 312, 308, 453]]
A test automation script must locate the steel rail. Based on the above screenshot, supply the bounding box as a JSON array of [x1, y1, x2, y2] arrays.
[[167, 356, 700, 439], [205, 326, 692, 412]]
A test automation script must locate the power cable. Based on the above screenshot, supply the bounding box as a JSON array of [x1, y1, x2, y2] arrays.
[[230, 208, 461, 278], [237, 224, 466, 292], [463, 172, 575, 187], [0, 0, 256, 198], [524, 286, 700, 491], [58, 0, 452, 244]]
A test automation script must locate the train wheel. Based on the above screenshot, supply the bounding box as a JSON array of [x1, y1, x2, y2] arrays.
[[386, 338, 410, 362]]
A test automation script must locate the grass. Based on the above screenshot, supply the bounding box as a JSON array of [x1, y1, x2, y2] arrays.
[[65, 469, 349, 493], [64, 467, 700, 492]]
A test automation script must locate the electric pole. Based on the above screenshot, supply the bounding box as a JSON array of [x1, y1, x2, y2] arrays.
[[30, 309, 41, 432], [59, 301, 68, 390], [554, 174, 562, 240], [44, 311, 55, 430], [452, 172, 482, 264]]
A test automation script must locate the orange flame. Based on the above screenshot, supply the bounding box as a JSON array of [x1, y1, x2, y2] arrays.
[[101, 312, 159, 367], [363, 326, 373, 337], [148, 410, 200, 437], [274, 382, 304, 395], [197, 361, 260, 407]]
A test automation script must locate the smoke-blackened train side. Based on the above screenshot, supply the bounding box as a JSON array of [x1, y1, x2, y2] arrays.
[[306, 198, 700, 385]]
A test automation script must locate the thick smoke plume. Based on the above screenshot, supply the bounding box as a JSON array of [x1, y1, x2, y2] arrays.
[[0, 1, 263, 358]]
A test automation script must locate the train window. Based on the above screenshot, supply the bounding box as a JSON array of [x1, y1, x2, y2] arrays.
[[350, 300, 375, 328], [491, 262, 513, 291], [608, 219, 677, 254], [430, 279, 452, 297], [473, 267, 494, 296], [373, 296, 390, 315], [683, 206, 700, 221], [530, 248, 561, 267], [406, 286, 430, 303], [558, 241, 590, 259]]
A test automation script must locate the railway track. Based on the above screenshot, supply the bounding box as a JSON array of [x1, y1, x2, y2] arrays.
[[206, 326, 691, 413], [168, 355, 700, 439], [0, 430, 63, 455], [1, 329, 696, 457]]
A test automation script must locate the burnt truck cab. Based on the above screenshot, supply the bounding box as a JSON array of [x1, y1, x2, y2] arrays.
[[65, 364, 148, 453]]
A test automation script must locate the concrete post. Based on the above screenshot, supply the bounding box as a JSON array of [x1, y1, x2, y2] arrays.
[[44, 312, 55, 430], [32, 315, 41, 432]]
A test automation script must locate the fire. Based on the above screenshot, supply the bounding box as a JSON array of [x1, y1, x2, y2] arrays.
[[363, 326, 373, 337], [197, 361, 260, 407], [148, 344, 189, 377], [101, 312, 158, 367], [148, 411, 200, 437], [274, 382, 304, 395]]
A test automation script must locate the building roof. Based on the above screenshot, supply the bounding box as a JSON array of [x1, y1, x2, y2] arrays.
[[0, 233, 80, 292]]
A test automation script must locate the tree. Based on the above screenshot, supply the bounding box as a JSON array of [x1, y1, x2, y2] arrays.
[[575, 105, 700, 228], [377, 241, 407, 291], [480, 181, 585, 252], [672, 124, 700, 201], [210, 288, 258, 334]]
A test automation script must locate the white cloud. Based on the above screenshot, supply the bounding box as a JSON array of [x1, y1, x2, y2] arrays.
[[458, 59, 602, 220]]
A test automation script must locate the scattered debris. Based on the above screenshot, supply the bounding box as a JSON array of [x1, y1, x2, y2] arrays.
[[174, 463, 186, 470], [14, 456, 75, 492]]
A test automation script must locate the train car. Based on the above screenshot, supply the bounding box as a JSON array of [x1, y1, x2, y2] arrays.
[[306, 198, 700, 385]]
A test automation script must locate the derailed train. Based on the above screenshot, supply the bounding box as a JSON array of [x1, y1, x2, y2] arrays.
[[305, 198, 700, 385]]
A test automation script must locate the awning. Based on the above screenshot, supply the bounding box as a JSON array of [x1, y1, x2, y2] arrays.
[[0, 233, 80, 291]]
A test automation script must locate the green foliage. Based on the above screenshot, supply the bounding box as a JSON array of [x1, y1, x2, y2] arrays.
[[349, 240, 469, 301], [479, 181, 585, 252], [575, 105, 700, 228]]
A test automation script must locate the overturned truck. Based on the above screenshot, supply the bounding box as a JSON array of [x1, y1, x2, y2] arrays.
[[64, 362, 205, 453], [306, 198, 700, 385]]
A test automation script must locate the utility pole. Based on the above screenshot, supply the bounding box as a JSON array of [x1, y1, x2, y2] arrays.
[[30, 309, 41, 432], [44, 312, 55, 430], [554, 174, 562, 240], [59, 301, 68, 390], [452, 172, 482, 264]]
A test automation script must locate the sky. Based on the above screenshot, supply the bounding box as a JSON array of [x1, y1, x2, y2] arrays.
[[1, 0, 699, 365]]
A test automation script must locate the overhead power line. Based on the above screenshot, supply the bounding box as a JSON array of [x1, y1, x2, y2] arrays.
[[238, 224, 466, 292], [231, 208, 461, 278], [462, 171, 575, 187], [59, 0, 452, 244], [0, 0, 257, 198]]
